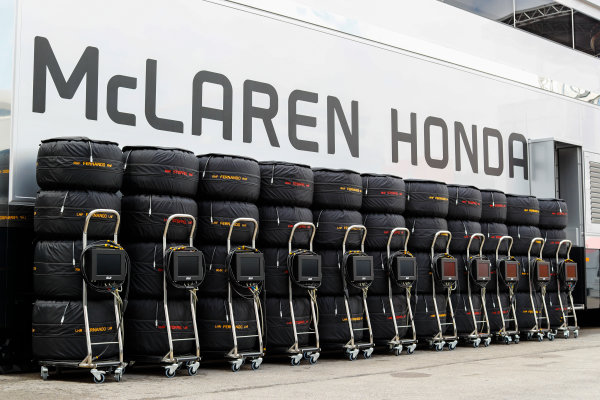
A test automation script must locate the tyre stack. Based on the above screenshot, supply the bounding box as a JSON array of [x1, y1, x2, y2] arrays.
[[119, 146, 199, 359], [32, 137, 123, 362], [446, 185, 484, 337], [404, 179, 449, 339], [312, 168, 364, 349], [505, 194, 543, 333], [361, 173, 409, 345], [257, 162, 314, 352], [194, 154, 262, 354], [478, 189, 511, 333], [538, 198, 570, 329]]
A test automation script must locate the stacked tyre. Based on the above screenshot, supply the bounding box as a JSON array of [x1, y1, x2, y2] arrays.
[[119, 146, 199, 359], [195, 154, 261, 354], [479, 189, 511, 333], [404, 179, 449, 338], [539, 198, 570, 329], [258, 161, 314, 352], [32, 137, 123, 362], [446, 185, 484, 338], [312, 168, 365, 348], [505, 194, 544, 334], [361, 173, 409, 345]]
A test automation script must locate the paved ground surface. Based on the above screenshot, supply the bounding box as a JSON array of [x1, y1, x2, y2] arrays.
[[2, 329, 599, 399]]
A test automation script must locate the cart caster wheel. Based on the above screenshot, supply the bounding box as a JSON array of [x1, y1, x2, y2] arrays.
[[434, 343, 443, 352], [231, 362, 241, 373], [574, 331, 579, 339], [503, 337, 510, 345], [303, 351, 311, 360], [165, 368, 176, 378], [114, 373, 122, 383], [347, 349, 358, 361], [563, 331, 570, 339], [483, 338, 491, 347], [472, 341, 480, 348], [394, 348, 402, 356], [548, 333, 555, 341], [537, 334, 544, 342], [514, 336, 520, 344], [526, 332, 532, 341], [187, 366, 198, 376], [309, 354, 319, 365], [406, 345, 416, 355], [363, 348, 373, 359], [93, 374, 105, 384], [40, 366, 49, 381], [448, 341, 457, 351], [290, 356, 301, 366], [251, 359, 262, 371]]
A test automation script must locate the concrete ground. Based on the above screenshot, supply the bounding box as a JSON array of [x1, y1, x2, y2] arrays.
[[2, 329, 599, 400]]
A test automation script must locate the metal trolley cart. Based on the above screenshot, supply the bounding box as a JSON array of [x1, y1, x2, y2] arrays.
[[385, 227, 417, 356], [554, 240, 580, 339], [340, 225, 375, 361], [460, 234, 492, 348], [285, 222, 322, 366], [492, 236, 520, 344], [225, 218, 265, 372], [132, 214, 204, 378], [428, 230, 459, 352], [524, 237, 555, 341], [40, 209, 129, 383]]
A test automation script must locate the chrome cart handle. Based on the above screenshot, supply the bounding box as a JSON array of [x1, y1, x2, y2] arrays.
[[431, 230, 452, 256], [556, 239, 573, 262], [342, 224, 367, 253], [386, 227, 410, 258], [288, 222, 316, 253], [227, 217, 259, 252], [466, 233, 485, 259], [528, 237, 545, 259], [496, 235, 514, 260], [83, 209, 120, 246], [163, 214, 197, 250]]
